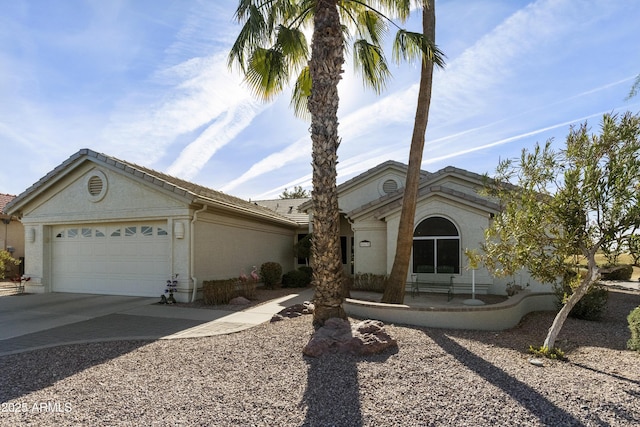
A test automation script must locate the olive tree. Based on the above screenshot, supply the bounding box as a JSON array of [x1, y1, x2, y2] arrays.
[[470, 112, 640, 351]]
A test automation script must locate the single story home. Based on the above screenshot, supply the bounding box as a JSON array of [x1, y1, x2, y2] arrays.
[[299, 160, 543, 295], [4, 149, 304, 301], [5, 149, 543, 302]]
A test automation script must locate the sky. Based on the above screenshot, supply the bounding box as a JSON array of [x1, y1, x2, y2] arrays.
[[1, 0, 639, 201]]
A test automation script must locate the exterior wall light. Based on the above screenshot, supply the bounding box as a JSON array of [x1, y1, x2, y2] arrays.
[[174, 221, 185, 239]]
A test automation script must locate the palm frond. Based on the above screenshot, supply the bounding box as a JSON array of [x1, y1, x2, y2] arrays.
[[291, 66, 312, 120], [228, 4, 269, 71], [276, 25, 309, 70], [392, 29, 446, 68], [356, 10, 387, 45], [627, 74, 640, 100], [353, 39, 391, 93], [367, 0, 411, 22], [245, 47, 289, 101]]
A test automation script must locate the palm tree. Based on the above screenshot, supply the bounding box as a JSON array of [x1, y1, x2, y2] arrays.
[[229, 0, 442, 325], [383, 0, 445, 303]]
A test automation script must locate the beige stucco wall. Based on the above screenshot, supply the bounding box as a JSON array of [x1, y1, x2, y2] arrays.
[[193, 209, 296, 284], [21, 165, 187, 223], [339, 170, 406, 213], [1, 218, 25, 275], [351, 219, 387, 275]]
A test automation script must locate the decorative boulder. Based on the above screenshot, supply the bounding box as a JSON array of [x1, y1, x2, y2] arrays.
[[229, 296, 251, 305], [271, 301, 314, 322], [303, 318, 397, 357]]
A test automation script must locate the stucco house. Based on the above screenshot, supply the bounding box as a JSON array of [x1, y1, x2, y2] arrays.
[[4, 149, 301, 302], [1, 193, 25, 277], [5, 149, 543, 303], [300, 160, 543, 295]]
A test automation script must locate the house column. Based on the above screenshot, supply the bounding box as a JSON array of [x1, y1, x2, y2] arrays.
[[351, 220, 387, 275]]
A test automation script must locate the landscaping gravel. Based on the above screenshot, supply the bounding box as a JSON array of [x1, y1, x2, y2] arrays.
[[1, 288, 639, 426]]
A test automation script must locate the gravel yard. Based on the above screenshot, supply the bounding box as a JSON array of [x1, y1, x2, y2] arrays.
[[1, 287, 639, 426]]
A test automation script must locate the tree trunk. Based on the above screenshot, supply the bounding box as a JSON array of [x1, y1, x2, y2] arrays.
[[543, 255, 600, 349], [308, 0, 346, 327], [382, 0, 436, 304]]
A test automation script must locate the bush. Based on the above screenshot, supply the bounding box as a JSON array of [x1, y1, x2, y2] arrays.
[[554, 276, 609, 321], [260, 262, 282, 289], [282, 270, 311, 288], [237, 279, 257, 300], [202, 279, 236, 305], [600, 264, 633, 281], [298, 266, 313, 282], [528, 345, 566, 361], [0, 250, 20, 279], [628, 306, 640, 351], [352, 273, 388, 292]]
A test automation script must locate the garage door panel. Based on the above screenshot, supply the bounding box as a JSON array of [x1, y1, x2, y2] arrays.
[[52, 222, 169, 297]]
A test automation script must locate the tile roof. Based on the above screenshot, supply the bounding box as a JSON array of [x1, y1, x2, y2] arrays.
[[254, 198, 310, 225], [0, 193, 16, 214], [5, 149, 297, 227]]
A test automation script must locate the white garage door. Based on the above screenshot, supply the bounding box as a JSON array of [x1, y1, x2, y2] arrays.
[[52, 222, 170, 297]]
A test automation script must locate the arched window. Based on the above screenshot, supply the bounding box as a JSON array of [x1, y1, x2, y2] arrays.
[[413, 217, 460, 274]]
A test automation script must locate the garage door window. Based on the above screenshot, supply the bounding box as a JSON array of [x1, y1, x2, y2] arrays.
[[56, 228, 106, 239]]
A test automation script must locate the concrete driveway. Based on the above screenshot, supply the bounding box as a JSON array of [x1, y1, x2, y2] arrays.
[[0, 289, 315, 356], [0, 292, 158, 341]]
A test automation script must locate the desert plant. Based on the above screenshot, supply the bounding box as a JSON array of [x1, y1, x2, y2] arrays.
[[202, 279, 237, 305], [554, 274, 609, 321], [260, 262, 282, 289], [352, 273, 388, 293], [529, 345, 567, 361], [237, 278, 257, 300], [600, 264, 634, 281], [282, 270, 311, 288], [0, 250, 20, 279], [627, 306, 640, 351]]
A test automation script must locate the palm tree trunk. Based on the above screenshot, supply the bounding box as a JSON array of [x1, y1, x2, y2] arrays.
[[383, 0, 436, 304], [308, 0, 347, 327]]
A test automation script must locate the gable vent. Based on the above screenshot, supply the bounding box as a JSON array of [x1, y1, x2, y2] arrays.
[[382, 179, 398, 194], [88, 175, 104, 196]]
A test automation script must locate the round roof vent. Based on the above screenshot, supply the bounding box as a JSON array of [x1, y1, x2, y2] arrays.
[[88, 175, 103, 196], [382, 179, 398, 194], [86, 170, 107, 202]]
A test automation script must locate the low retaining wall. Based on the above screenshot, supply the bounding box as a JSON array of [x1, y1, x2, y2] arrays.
[[344, 290, 557, 331]]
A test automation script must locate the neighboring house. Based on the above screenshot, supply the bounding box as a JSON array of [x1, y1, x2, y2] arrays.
[[0, 193, 25, 277], [4, 149, 299, 301], [300, 160, 543, 295]]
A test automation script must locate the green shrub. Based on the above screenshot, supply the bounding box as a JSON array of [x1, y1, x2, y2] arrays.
[[529, 345, 566, 361], [0, 250, 20, 280], [260, 262, 282, 289], [202, 279, 236, 305], [627, 306, 640, 351], [298, 266, 313, 282], [282, 270, 311, 288], [600, 264, 633, 281], [554, 278, 609, 321], [352, 273, 388, 292]]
